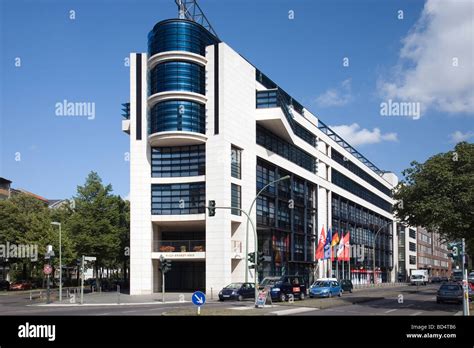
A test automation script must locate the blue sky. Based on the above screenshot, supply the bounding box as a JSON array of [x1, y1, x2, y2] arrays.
[[1, 0, 472, 199]]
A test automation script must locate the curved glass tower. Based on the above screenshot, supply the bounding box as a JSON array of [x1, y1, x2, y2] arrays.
[[147, 19, 218, 134]]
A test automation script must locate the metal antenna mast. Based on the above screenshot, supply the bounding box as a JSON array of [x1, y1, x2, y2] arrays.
[[175, 0, 219, 39]]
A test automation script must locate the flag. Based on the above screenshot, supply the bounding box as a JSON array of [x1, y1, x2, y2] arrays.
[[343, 232, 350, 261], [337, 232, 345, 260], [331, 232, 339, 247], [324, 227, 332, 260], [331, 231, 339, 261], [315, 226, 326, 260]]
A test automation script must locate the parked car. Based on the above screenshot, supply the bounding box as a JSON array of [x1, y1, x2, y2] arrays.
[[309, 279, 342, 298], [218, 282, 255, 301], [264, 275, 306, 302], [468, 272, 474, 282], [430, 276, 441, 283], [436, 283, 463, 304], [339, 279, 353, 293], [441, 276, 449, 283], [9, 281, 32, 291], [0, 280, 10, 291]]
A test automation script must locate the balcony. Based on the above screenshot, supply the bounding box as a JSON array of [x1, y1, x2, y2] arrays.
[[153, 240, 205, 253]]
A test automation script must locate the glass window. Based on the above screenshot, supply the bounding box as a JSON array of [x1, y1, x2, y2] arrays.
[[149, 100, 205, 134], [151, 145, 205, 177], [331, 149, 392, 197], [148, 20, 218, 57], [256, 125, 316, 173], [256, 195, 275, 227], [151, 182, 205, 215], [231, 184, 241, 216], [331, 169, 392, 212], [231, 146, 242, 179], [149, 61, 205, 95]]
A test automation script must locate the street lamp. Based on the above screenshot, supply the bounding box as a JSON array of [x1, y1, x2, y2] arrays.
[[245, 175, 291, 282], [372, 220, 394, 285], [372, 218, 407, 285], [51, 222, 62, 301], [45, 245, 55, 304]]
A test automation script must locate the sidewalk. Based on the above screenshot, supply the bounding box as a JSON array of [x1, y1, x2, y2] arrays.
[[31, 291, 206, 307]]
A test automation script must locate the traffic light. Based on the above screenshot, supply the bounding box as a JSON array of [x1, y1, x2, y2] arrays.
[[208, 200, 216, 217], [248, 252, 255, 269], [448, 242, 461, 260], [165, 259, 172, 272], [257, 251, 265, 265], [159, 256, 172, 274]]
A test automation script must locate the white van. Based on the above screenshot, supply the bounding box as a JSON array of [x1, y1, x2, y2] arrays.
[[410, 270, 428, 285]]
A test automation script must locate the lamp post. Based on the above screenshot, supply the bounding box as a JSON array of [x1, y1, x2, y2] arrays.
[[45, 245, 55, 304], [51, 222, 62, 301], [245, 175, 290, 282], [208, 206, 259, 300], [372, 220, 394, 285]]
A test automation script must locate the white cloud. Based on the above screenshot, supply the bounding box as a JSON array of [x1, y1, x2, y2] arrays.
[[449, 130, 474, 143], [315, 79, 353, 107], [330, 123, 398, 146], [379, 0, 474, 114], [124, 193, 130, 201]]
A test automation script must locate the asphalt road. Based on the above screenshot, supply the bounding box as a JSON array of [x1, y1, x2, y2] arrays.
[[292, 285, 463, 316], [0, 284, 465, 316]]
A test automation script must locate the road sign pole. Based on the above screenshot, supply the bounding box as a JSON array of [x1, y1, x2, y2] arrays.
[[46, 274, 51, 304], [462, 238, 469, 316], [162, 271, 165, 304], [80, 255, 84, 305]]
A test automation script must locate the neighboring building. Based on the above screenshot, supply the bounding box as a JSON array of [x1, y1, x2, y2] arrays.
[[0, 177, 12, 200], [417, 227, 451, 278], [396, 224, 418, 281], [11, 188, 48, 203], [125, 3, 399, 295]]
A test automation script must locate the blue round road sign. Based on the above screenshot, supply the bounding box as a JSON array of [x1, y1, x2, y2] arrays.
[[192, 291, 206, 306]]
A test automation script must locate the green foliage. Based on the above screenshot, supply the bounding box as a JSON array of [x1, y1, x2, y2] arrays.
[[394, 142, 474, 251], [0, 171, 129, 282]]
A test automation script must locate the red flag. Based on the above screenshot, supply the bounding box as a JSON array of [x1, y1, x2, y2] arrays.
[[343, 232, 350, 261], [315, 226, 326, 260]]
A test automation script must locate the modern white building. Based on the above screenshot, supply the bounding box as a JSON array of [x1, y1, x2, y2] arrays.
[[123, 5, 400, 295]]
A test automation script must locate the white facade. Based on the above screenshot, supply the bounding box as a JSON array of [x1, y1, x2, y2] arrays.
[[126, 23, 400, 295]]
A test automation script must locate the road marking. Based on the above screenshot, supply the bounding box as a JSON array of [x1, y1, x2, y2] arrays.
[[229, 307, 254, 310], [121, 310, 139, 313], [384, 309, 398, 313], [410, 311, 423, 316], [271, 307, 317, 316], [454, 311, 462, 316]]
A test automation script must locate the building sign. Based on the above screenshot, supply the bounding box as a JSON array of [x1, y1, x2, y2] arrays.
[[157, 252, 205, 259]]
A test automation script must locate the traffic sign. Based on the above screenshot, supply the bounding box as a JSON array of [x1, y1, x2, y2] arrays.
[[192, 291, 206, 306], [43, 264, 52, 275]]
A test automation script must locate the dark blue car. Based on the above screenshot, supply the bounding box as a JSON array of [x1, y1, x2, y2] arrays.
[[218, 282, 255, 301]]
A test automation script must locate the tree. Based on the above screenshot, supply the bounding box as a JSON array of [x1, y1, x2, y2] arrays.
[[68, 172, 129, 284], [0, 193, 74, 282], [394, 142, 474, 252]]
